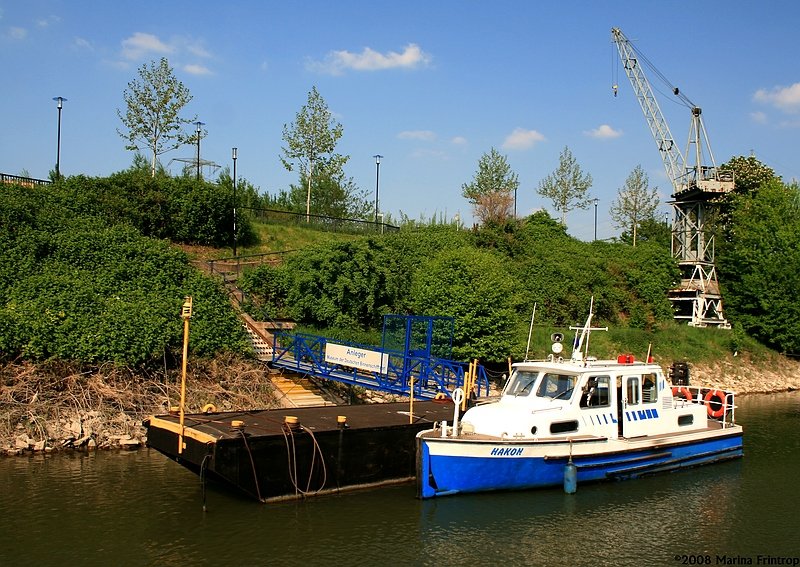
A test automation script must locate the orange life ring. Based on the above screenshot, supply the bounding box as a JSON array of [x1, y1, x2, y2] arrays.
[[671, 386, 693, 401], [704, 389, 727, 418]]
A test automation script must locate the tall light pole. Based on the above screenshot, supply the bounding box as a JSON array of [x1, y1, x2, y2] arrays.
[[373, 154, 383, 226], [53, 96, 67, 179], [514, 187, 517, 218], [593, 198, 599, 241], [195, 121, 205, 180], [232, 147, 238, 257]]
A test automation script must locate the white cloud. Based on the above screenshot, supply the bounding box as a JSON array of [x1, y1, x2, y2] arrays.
[[184, 41, 211, 59], [502, 128, 545, 150], [584, 124, 622, 139], [121, 32, 173, 60], [754, 83, 800, 114], [308, 43, 431, 75], [118, 32, 215, 74], [184, 63, 211, 76], [398, 130, 436, 141], [451, 136, 468, 146], [750, 111, 768, 124], [7, 26, 27, 40], [37, 15, 60, 28], [73, 37, 92, 50]]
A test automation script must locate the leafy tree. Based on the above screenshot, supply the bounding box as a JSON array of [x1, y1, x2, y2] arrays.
[[536, 146, 593, 226], [717, 180, 800, 354], [287, 167, 371, 219], [242, 239, 394, 329], [410, 247, 517, 362], [461, 147, 520, 224], [719, 155, 780, 195], [619, 216, 670, 248], [117, 58, 196, 177], [281, 86, 346, 220], [716, 155, 782, 245], [609, 165, 660, 246]]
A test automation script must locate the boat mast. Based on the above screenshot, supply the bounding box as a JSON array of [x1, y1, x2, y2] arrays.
[[569, 297, 607, 362]]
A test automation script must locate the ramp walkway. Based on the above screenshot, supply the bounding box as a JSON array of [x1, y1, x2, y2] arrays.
[[270, 327, 490, 401]]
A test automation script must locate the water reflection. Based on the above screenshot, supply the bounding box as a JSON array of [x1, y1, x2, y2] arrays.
[[1, 392, 798, 567]]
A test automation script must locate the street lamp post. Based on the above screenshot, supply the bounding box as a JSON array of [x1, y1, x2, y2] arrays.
[[232, 147, 238, 256], [593, 198, 599, 241], [53, 96, 67, 179], [195, 121, 205, 180], [373, 154, 383, 226]]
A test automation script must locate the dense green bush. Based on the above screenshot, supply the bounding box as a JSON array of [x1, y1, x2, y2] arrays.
[[0, 183, 250, 366], [55, 169, 256, 248], [410, 247, 517, 361], [239, 214, 680, 363]]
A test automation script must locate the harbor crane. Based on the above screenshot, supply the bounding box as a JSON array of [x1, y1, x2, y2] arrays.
[[611, 27, 734, 328]]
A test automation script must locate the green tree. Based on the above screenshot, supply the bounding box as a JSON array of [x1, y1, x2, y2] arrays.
[[619, 216, 670, 248], [281, 86, 346, 221], [717, 155, 781, 246], [719, 155, 780, 195], [609, 165, 660, 246], [717, 180, 800, 354], [287, 167, 371, 220], [410, 247, 517, 362], [536, 146, 593, 226], [461, 147, 520, 224], [117, 58, 196, 177]]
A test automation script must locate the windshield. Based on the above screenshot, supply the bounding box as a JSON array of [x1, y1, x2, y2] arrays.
[[505, 370, 540, 396], [536, 373, 576, 400]]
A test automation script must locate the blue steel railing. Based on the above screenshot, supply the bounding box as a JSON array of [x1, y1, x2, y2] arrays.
[[271, 331, 490, 399]]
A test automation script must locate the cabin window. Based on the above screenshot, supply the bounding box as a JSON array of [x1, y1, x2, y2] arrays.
[[580, 375, 610, 408], [537, 373, 576, 400], [506, 370, 539, 396], [642, 373, 658, 404], [678, 414, 694, 426], [550, 420, 579, 434], [626, 377, 640, 405]]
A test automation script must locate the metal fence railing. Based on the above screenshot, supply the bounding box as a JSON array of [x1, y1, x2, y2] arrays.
[[1, 173, 52, 188], [241, 206, 399, 235]]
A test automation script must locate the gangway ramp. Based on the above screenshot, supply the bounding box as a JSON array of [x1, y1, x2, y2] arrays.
[[270, 329, 490, 400]]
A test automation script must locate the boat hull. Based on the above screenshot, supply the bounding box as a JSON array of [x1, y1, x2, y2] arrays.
[[416, 426, 743, 498]]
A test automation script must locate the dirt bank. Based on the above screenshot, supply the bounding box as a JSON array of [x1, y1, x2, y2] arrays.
[[0, 356, 281, 456], [687, 355, 800, 394]]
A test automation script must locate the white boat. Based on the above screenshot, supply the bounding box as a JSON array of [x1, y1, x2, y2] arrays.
[[415, 302, 743, 499]]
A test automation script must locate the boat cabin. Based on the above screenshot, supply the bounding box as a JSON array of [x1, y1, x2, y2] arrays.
[[460, 357, 709, 441]]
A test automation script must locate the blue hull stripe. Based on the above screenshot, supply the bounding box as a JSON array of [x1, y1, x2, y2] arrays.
[[417, 434, 743, 499]]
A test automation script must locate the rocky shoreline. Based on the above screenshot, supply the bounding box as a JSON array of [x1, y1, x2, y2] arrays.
[[2, 355, 799, 457]]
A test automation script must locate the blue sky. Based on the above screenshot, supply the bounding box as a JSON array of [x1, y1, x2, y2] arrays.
[[2, 1, 799, 241]]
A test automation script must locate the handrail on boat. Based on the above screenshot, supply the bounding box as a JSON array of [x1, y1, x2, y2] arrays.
[[671, 384, 737, 427]]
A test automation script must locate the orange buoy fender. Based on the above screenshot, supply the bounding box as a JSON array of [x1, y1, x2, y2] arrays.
[[704, 389, 727, 418], [671, 387, 693, 401]]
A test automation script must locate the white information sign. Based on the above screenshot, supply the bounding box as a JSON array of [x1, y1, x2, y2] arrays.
[[325, 343, 389, 374]]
